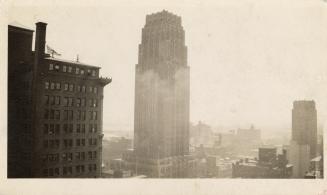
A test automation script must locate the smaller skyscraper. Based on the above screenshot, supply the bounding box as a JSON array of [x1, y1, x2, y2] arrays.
[[292, 100, 317, 157], [289, 100, 318, 178]]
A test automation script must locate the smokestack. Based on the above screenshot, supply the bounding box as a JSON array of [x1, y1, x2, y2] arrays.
[[34, 22, 47, 70]]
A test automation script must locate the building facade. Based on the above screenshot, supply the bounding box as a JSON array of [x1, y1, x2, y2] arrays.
[[8, 22, 111, 178], [132, 10, 190, 178]]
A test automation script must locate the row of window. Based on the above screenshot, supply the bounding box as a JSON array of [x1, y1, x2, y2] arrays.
[[43, 138, 98, 149], [44, 82, 98, 93], [44, 109, 98, 120], [42, 164, 97, 177], [49, 63, 97, 77], [45, 95, 98, 108], [43, 123, 98, 135]]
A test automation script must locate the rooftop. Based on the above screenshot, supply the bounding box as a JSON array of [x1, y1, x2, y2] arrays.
[[44, 57, 101, 69], [9, 21, 34, 31]]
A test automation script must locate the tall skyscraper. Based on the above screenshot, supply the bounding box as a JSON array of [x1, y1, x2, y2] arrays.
[[133, 10, 190, 177], [292, 100, 317, 157], [8, 22, 111, 178]]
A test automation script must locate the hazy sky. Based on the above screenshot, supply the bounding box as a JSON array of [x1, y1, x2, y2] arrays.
[[7, 0, 327, 135]]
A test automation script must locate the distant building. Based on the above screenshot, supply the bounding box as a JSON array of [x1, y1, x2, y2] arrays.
[[232, 147, 292, 178], [236, 125, 261, 144], [131, 10, 190, 178], [292, 100, 317, 157], [190, 121, 214, 147], [8, 22, 111, 178]]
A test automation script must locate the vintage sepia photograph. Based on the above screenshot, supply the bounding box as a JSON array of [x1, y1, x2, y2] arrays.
[[2, 1, 327, 194]]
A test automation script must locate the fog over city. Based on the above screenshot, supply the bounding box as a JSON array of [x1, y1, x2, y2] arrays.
[[8, 0, 327, 138]]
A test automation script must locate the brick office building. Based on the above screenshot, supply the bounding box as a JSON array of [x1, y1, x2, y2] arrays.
[[8, 22, 111, 178]]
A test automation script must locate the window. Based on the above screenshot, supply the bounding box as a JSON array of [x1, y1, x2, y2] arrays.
[[81, 124, 85, 133], [55, 110, 60, 120], [76, 98, 81, 107], [92, 70, 96, 76], [77, 110, 81, 120], [76, 124, 81, 133], [93, 111, 97, 120], [50, 96, 55, 105], [69, 124, 73, 133], [94, 124, 97, 132], [54, 168, 59, 176], [44, 95, 49, 105], [88, 151, 92, 159], [55, 124, 60, 134], [81, 98, 85, 107], [81, 111, 86, 121], [89, 124, 93, 133], [64, 110, 68, 120], [64, 139, 73, 148], [69, 111, 73, 120], [69, 84, 74, 92], [76, 139, 81, 146], [77, 85, 81, 92], [89, 86, 93, 93], [81, 139, 85, 146], [94, 87, 98, 94], [93, 151, 97, 159], [80, 69, 85, 75], [63, 124, 68, 133], [64, 97, 73, 107], [54, 64, 60, 71], [44, 109, 49, 119], [75, 152, 81, 160], [64, 83, 69, 91], [45, 82, 49, 89], [82, 86, 86, 93], [56, 83, 61, 90], [50, 109, 55, 119], [55, 96, 60, 105], [63, 97, 68, 106], [63, 65, 67, 72], [76, 67, 80, 74], [49, 124, 55, 134], [89, 99, 92, 107], [49, 63, 54, 70], [68, 66, 72, 73], [93, 99, 97, 107], [50, 82, 55, 90]]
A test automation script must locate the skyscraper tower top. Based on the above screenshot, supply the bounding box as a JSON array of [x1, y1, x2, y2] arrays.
[[138, 10, 187, 73], [293, 100, 316, 110], [145, 10, 182, 26]]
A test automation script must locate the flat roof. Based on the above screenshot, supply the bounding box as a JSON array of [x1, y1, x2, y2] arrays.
[[44, 57, 101, 69], [9, 21, 34, 32]]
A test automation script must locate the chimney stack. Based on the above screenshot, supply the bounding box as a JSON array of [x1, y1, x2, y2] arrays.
[[34, 22, 47, 71]]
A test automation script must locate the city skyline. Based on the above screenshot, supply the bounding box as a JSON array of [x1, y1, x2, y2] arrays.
[[8, 1, 327, 135]]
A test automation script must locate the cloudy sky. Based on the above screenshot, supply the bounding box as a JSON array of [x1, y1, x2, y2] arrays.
[[7, 0, 327, 136]]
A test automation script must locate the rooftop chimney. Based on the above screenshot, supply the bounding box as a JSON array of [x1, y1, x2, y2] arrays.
[[34, 22, 47, 72]]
